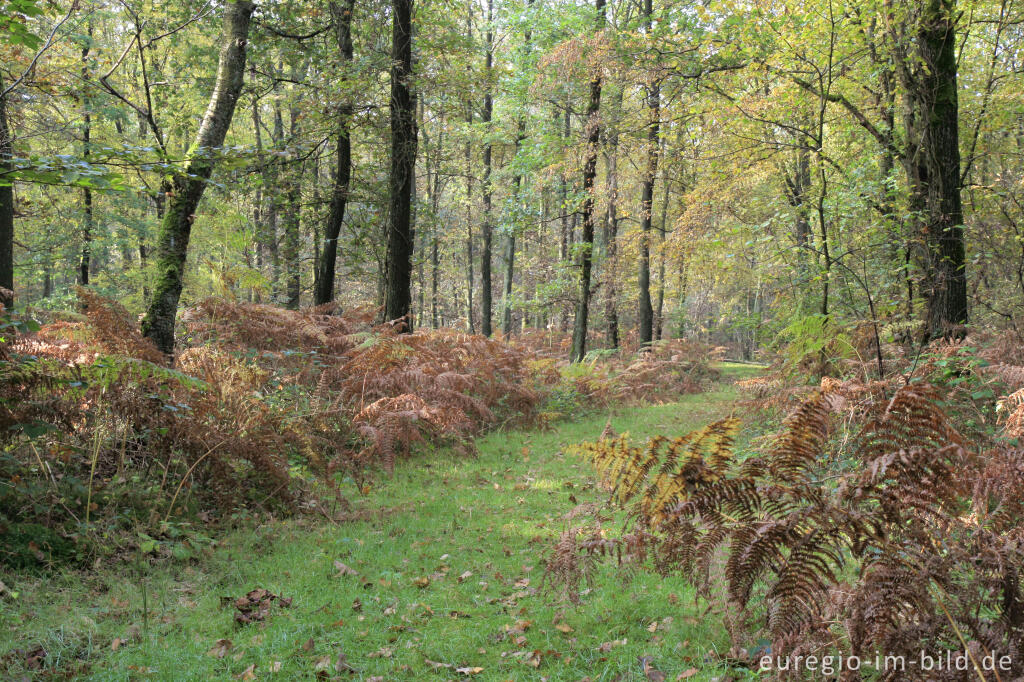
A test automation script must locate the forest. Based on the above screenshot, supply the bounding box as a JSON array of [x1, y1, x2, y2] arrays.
[[2, 0, 1024, 679]]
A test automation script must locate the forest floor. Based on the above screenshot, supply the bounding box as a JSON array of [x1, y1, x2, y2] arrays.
[[2, 363, 766, 682]]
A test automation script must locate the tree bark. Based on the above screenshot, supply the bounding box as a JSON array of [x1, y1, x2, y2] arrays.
[[894, 0, 967, 338], [920, 0, 968, 336], [465, 104, 475, 333], [79, 22, 94, 287], [637, 0, 658, 348], [0, 74, 14, 307], [602, 86, 622, 348], [141, 1, 255, 354], [479, 0, 494, 337], [314, 0, 356, 306], [383, 0, 418, 329], [654, 169, 670, 340], [282, 91, 303, 309], [569, 0, 605, 362]]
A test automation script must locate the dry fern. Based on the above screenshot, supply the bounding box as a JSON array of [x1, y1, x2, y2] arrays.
[[567, 381, 1024, 679]]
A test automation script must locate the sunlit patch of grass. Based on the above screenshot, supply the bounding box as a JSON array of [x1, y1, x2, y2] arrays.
[[1, 368, 764, 681]]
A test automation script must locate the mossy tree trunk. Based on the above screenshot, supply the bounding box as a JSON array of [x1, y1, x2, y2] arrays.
[[569, 0, 605, 362], [896, 0, 967, 338], [141, 1, 255, 354]]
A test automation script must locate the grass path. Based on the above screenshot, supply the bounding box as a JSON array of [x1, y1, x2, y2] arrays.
[[3, 363, 763, 681]]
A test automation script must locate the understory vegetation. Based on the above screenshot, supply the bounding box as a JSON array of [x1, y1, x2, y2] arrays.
[[0, 290, 718, 570]]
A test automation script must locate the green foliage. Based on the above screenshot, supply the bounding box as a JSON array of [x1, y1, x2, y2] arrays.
[[0, 0, 43, 49]]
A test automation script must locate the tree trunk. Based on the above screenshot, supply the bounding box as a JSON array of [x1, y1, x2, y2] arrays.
[[141, 1, 255, 354], [479, 0, 494, 337], [602, 86, 622, 348], [282, 98, 303, 309], [637, 0, 658, 348], [268, 92, 284, 299], [502, 124, 520, 336], [502, 0, 533, 337], [558, 104, 571, 332], [920, 0, 967, 336], [654, 171, 670, 340], [569, 0, 605, 362], [383, 0, 418, 329], [429, 105, 443, 328], [0, 74, 14, 307], [465, 104, 475, 333], [314, 0, 356, 306], [79, 23, 94, 287]]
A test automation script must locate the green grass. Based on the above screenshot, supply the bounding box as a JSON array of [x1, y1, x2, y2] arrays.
[[2, 366, 765, 681]]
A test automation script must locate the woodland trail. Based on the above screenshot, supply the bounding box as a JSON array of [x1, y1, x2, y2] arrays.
[[6, 364, 763, 681]]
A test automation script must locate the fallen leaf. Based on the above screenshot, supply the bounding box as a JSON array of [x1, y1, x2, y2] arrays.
[[335, 649, 357, 673], [597, 639, 627, 653], [111, 637, 124, 651], [647, 621, 659, 633], [458, 570, 473, 583], [333, 560, 359, 577], [234, 664, 256, 680], [412, 576, 430, 589], [506, 619, 532, 634], [424, 659, 452, 669], [640, 656, 666, 682], [367, 646, 393, 659], [302, 638, 315, 652], [456, 666, 484, 674], [268, 661, 283, 673], [677, 669, 699, 680], [555, 622, 573, 634], [207, 639, 234, 659]]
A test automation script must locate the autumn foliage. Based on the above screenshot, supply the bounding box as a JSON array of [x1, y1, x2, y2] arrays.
[[556, 376, 1024, 679], [0, 293, 718, 566]]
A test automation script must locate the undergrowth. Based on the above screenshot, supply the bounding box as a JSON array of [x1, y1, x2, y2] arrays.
[[556, 374, 1024, 680], [0, 292, 720, 570]]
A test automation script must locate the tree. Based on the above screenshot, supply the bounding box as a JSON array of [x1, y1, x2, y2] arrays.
[[313, 0, 356, 306], [569, 0, 605, 362], [141, 1, 256, 354], [637, 0, 659, 348], [479, 0, 494, 337], [383, 0, 418, 329], [0, 71, 13, 308], [898, 0, 967, 337]]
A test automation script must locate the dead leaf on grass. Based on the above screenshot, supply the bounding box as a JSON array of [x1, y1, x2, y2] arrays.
[[424, 658, 452, 669], [639, 656, 666, 681], [333, 560, 359, 577], [233, 588, 290, 625], [234, 663, 256, 680], [597, 639, 627, 652], [207, 639, 233, 658]]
